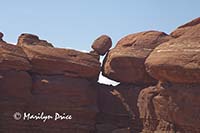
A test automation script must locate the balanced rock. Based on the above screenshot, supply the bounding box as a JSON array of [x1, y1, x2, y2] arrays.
[[145, 20, 200, 83], [103, 31, 171, 84], [17, 33, 54, 47], [91, 35, 112, 55]]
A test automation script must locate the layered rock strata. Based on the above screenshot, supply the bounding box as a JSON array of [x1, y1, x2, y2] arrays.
[[0, 34, 100, 132], [138, 17, 200, 133], [0, 17, 200, 133]]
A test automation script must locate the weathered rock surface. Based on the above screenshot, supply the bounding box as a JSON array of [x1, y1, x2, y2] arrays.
[[0, 41, 31, 71], [103, 31, 171, 84], [27, 74, 98, 132], [17, 33, 54, 47], [145, 20, 200, 83], [138, 82, 200, 133], [96, 83, 145, 132], [0, 33, 99, 132], [31, 74, 97, 107], [170, 17, 200, 38], [0, 70, 32, 99], [20, 45, 101, 79], [98, 84, 143, 117], [0, 70, 32, 133], [91, 35, 112, 55], [0, 65, 98, 132], [142, 18, 200, 133], [1, 17, 200, 133], [112, 128, 131, 133]]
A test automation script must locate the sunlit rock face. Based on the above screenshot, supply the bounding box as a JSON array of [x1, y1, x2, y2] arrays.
[[139, 17, 200, 133], [102, 30, 172, 85], [0, 34, 100, 133], [146, 18, 200, 83], [0, 17, 200, 133]]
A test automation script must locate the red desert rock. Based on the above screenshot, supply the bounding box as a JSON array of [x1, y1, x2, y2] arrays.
[[32, 74, 97, 107], [103, 31, 171, 84], [97, 83, 144, 132], [0, 17, 200, 133], [27, 74, 97, 131], [171, 17, 200, 38], [0, 70, 32, 132], [138, 83, 200, 133], [0, 42, 31, 71], [17, 33, 54, 47], [145, 20, 200, 83], [19, 45, 101, 79], [0, 70, 32, 99], [91, 35, 112, 55], [16, 33, 101, 79]]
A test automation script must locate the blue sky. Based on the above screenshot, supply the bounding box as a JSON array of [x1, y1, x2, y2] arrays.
[[1, 0, 199, 51]]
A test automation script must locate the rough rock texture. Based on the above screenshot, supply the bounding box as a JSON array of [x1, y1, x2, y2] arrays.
[[0, 70, 32, 133], [31, 75, 97, 107], [0, 41, 31, 71], [0, 70, 32, 99], [142, 17, 200, 133], [1, 17, 200, 133], [27, 75, 98, 132], [17, 33, 54, 47], [145, 19, 200, 83], [91, 35, 112, 55], [103, 31, 171, 84], [96, 83, 146, 133], [112, 128, 131, 133], [20, 45, 101, 79], [170, 17, 200, 38], [138, 83, 200, 133], [0, 34, 100, 132]]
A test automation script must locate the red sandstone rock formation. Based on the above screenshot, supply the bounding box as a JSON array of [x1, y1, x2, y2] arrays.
[[103, 31, 172, 84], [138, 83, 200, 133], [145, 18, 200, 83], [0, 17, 200, 133], [96, 83, 145, 132], [91, 35, 112, 55], [0, 34, 100, 132], [17, 33, 54, 47], [138, 17, 200, 133], [170, 17, 200, 38], [0, 41, 31, 71], [21, 45, 101, 79]]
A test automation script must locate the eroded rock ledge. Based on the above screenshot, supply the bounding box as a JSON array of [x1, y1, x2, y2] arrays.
[[0, 17, 200, 133]]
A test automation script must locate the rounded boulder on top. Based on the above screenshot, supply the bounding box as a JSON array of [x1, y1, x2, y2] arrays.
[[91, 35, 112, 55]]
